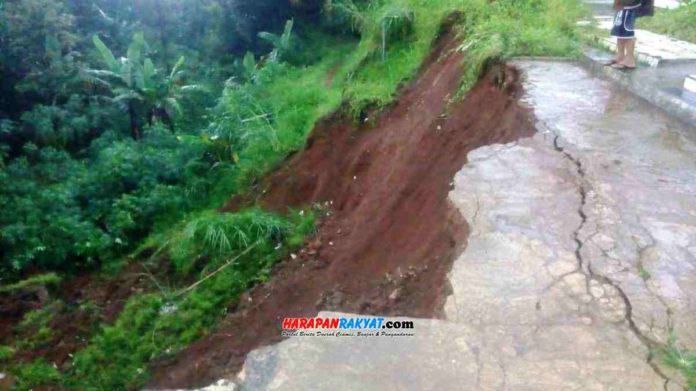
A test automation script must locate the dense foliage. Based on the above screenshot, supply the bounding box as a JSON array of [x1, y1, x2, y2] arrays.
[[0, 0, 325, 279]]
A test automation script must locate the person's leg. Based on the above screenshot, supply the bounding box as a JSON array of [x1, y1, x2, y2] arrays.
[[615, 39, 626, 63], [623, 38, 636, 67], [620, 9, 637, 67], [609, 9, 626, 64]]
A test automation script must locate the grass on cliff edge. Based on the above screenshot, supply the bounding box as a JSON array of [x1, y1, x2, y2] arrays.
[[637, 1, 696, 44]]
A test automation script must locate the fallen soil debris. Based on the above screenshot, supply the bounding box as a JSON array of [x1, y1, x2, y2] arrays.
[[148, 32, 536, 388]]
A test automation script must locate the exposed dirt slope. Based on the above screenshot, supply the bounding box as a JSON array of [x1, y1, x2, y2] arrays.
[[149, 32, 535, 388]]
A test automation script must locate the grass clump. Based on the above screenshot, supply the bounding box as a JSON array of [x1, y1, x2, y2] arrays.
[[11, 359, 61, 391], [663, 345, 696, 390], [169, 208, 293, 274], [338, 0, 454, 114], [0, 273, 61, 293], [456, 0, 584, 91], [638, 1, 696, 43], [9, 302, 62, 355], [0, 345, 15, 361]]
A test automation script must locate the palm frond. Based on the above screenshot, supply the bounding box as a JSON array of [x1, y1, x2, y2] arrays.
[[179, 84, 207, 93], [170, 56, 185, 80], [242, 52, 256, 79], [258, 31, 281, 48], [113, 91, 143, 102], [142, 58, 156, 90], [163, 97, 183, 117], [127, 32, 146, 64], [280, 19, 294, 50], [84, 69, 122, 80]]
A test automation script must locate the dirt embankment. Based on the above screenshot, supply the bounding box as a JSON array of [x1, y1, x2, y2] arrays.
[[149, 30, 536, 388]]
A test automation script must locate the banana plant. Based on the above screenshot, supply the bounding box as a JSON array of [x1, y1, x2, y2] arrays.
[[140, 55, 206, 131], [257, 19, 294, 62], [87, 33, 204, 138]]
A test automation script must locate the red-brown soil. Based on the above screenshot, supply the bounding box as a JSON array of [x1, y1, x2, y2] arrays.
[[148, 31, 535, 388]]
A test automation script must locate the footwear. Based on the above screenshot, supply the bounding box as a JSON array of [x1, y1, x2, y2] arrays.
[[604, 59, 619, 66], [611, 63, 636, 70]]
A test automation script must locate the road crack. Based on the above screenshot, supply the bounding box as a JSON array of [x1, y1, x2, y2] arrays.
[[550, 133, 676, 391]]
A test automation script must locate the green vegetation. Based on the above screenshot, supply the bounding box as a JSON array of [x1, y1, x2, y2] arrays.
[[1, 0, 585, 388], [638, 1, 696, 43], [204, 42, 353, 196], [455, 0, 583, 90], [663, 345, 696, 390], [10, 360, 62, 390], [0, 0, 582, 278], [0, 273, 61, 293], [0, 346, 15, 361], [66, 208, 315, 389], [334, 0, 583, 114], [88, 33, 205, 138]]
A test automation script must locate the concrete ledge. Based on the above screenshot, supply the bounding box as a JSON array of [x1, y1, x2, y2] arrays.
[[509, 56, 575, 62], [587, 21, 696, 68], [599, 37, 662, 67], [685, 75, 696, 93], [580, 53, 696, 127]]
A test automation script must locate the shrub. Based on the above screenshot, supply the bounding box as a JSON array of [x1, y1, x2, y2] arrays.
[[66, 208, 315, 389], [12, 359, 61, 391], [638, 1, 696, 43], [0, 125, 210, 276], [0, 345, 16, 361]]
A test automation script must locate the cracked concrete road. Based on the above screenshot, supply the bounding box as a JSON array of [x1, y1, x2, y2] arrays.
[[445, 60, 696, 390], [225, 61, 696, 391]]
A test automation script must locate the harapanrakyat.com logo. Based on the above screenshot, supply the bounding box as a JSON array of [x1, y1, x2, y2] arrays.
[[281, 316, 415, 337]]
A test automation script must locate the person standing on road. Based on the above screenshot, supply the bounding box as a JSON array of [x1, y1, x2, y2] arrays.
[[608, 0, 641, 69], [607, 0, 655, 70]]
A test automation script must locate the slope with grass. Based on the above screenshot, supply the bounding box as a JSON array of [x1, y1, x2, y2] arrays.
[[1, 0, 587, 389]]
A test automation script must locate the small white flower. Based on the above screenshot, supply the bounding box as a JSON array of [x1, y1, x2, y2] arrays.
[[159, 303, 178, 315]]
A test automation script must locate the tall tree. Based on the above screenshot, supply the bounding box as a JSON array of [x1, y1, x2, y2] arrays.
[[0, 0, 78, 115]]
